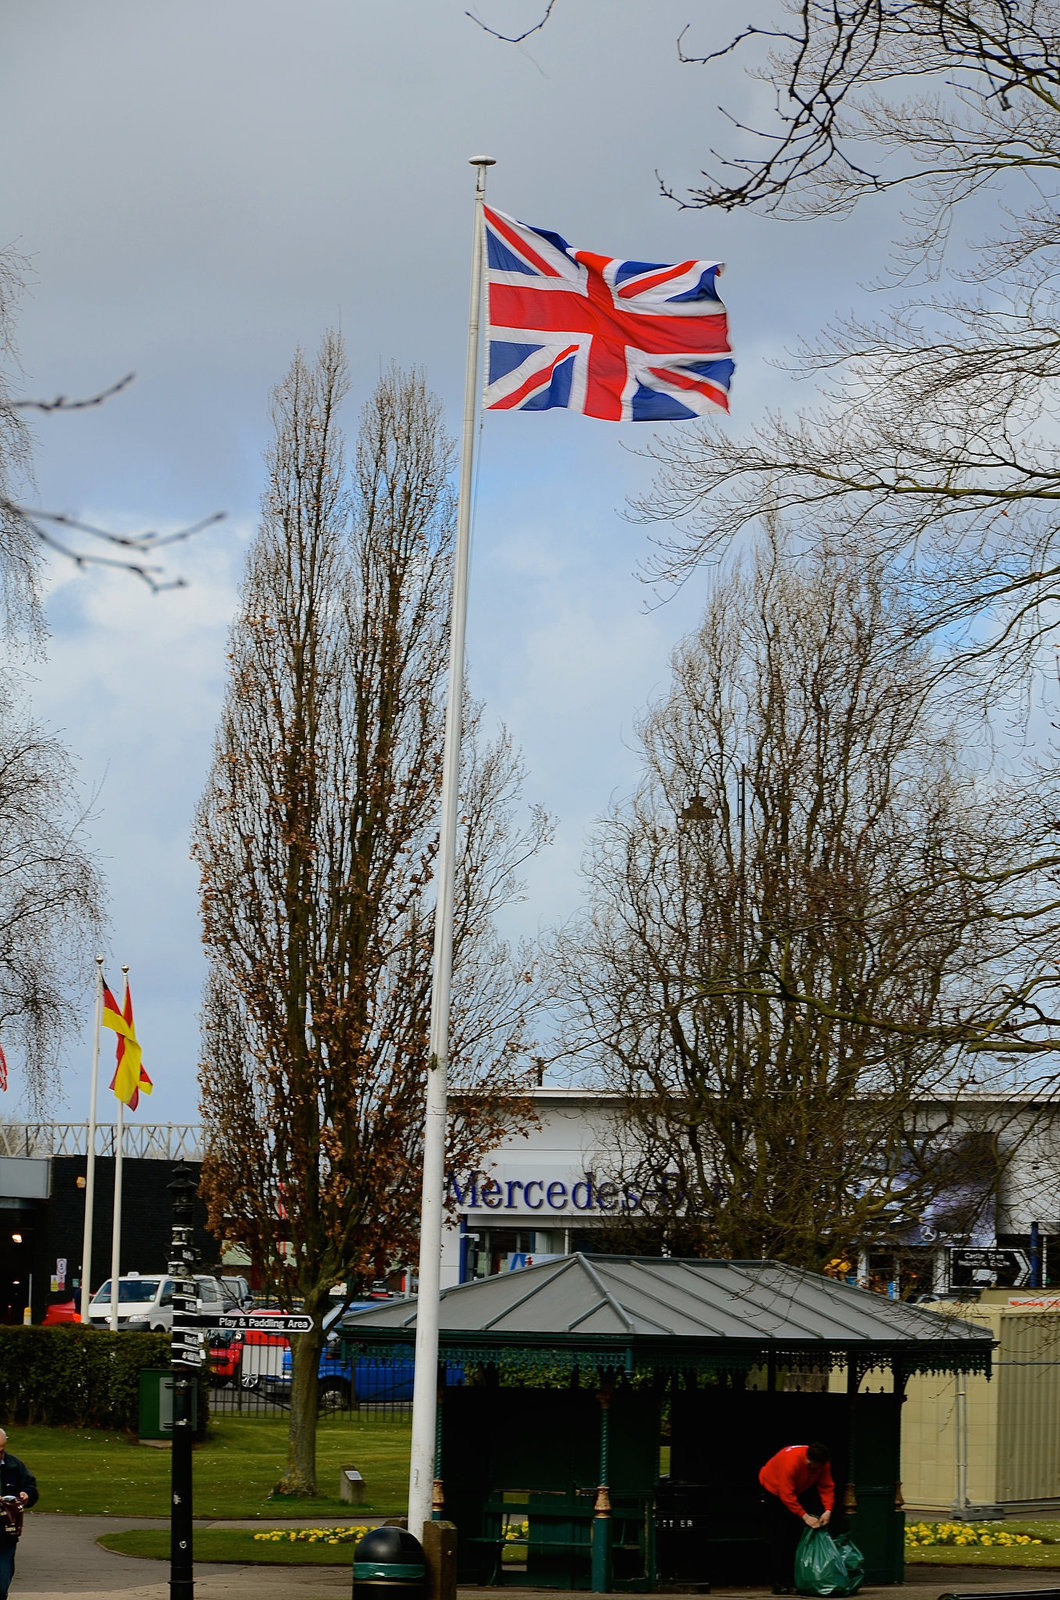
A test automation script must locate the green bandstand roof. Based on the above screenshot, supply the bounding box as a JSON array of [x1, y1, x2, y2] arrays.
[[338, 1253, 993, 1379]]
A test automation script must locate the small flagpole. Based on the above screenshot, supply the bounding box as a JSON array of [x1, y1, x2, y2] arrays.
[[108, 964, 129, 1333], [79, 957, 104, 1322], [407, 154, 494, 1541]]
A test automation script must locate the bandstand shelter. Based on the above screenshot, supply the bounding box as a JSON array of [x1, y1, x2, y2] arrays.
[[340, 1254, 994, 1594]]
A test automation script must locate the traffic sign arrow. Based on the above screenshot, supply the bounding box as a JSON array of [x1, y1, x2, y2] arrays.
[[948, 1245, 1031, 1288]]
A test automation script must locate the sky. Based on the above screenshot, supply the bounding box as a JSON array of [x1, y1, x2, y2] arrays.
[[0, 0, 908, 1125]]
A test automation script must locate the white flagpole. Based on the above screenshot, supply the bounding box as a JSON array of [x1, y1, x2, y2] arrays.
[[108, 963, 129, 1333], [407, 154, 494, 1541], [79, 956, 105, 1322]]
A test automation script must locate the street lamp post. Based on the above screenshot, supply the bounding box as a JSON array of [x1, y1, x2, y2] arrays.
[[167, 1162, 200, 1600]]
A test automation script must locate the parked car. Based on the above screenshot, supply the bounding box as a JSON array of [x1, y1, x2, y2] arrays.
[[262, 1342, 417, 1411], [241, 1303, 354, 1401], [253, 1305, 459, 1411], [196, 1275, 226, 1324], [236, 1309, 304, 1390], [266, 1339, 368, 1411], [219, 1275, 253, 1310], [42, 1299, 80, 1325], [207, 1327, 244, 1385], [86, 1272, 227, 1332]]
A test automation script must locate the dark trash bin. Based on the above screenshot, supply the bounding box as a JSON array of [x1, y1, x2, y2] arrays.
[[655, 1480, 712, 1586], [353, 1526, 426, 1600]]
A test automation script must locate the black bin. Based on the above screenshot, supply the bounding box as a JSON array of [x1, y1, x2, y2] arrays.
[[353, 1526, 426, 1600], [655, 1481, 712, 1586]]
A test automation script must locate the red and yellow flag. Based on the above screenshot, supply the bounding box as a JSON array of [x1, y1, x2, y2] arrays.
[[102, 977, 153, 1110]]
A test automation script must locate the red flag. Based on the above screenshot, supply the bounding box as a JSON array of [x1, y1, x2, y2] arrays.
[[102, 976, 152, 1110]]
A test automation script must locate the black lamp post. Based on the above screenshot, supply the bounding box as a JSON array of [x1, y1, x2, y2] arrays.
[[167, 1161, 200, 1600]]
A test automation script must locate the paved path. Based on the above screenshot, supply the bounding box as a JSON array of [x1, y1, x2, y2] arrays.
[[463, 1579, 1060, 1600], [11, 1518, 1060, 1600], [13, 1516, 350, 1599]]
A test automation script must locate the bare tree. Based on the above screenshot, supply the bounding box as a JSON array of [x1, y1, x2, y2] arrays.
[[0, 254, 105, 1105], [0, 252, 50, 645], [471, 5, 1060, 691], [578, 2, 1060, 700], [557, 537, 1060, 1270], [672, 2, 1060, 223], [194, 339, 547, 1495], [0, 247, 228, 1110], [0, 250, 222, 605], [0, 683, 105, 1111]]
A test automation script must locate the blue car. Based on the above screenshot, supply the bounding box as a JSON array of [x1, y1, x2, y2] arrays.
[[263, 1340, 417, 1409], [260, 1303, 418, 1410]]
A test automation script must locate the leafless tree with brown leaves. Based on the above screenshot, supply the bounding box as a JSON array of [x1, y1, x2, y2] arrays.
[[194, 337, 549, 1495], [556, 536, 1060, 1270]]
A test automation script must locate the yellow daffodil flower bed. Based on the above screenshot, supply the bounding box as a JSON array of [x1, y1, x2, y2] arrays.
[[253, 1526, 368, 1545], [501, 1520, 531, 1565], [904, 1521, 1060, 1568], [906, 1523, 1044, 1549]]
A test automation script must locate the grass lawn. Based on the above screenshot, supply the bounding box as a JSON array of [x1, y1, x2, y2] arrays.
[[908, 1546, 1060, 1568], [103, 1524, 1060, 1574], [10, 1415, 410, 1519], [99, 1529, 359, 1565], [907, 1521, 1060, 1569]]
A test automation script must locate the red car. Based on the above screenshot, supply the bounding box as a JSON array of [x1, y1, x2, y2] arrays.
[[42, 1299, 80, 1325], [213, 1312, 293, 1387], [207, 1329, 244, 1385]]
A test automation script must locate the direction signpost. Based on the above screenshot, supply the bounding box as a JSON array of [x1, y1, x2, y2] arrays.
[[195, 1312, 313, 1335], [949, 1246, 1031, 1290], [168, 1163, 201, 1600]]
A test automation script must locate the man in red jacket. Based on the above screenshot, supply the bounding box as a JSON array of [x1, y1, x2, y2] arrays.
[[759, 1442, 835, 1593]]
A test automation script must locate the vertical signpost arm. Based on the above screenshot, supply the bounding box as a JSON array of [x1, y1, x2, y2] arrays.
[[407, 155, 494, 1541], [168, 1162, 200, 1600]]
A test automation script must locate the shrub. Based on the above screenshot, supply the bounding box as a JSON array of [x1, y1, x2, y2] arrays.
[[0, 1325, 208, 1432]]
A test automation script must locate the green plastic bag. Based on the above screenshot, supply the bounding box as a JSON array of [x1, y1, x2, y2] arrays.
[[794, 1527, 864, 1596]]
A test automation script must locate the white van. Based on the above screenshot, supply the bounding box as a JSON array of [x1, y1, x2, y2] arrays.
[[86, 1272, 226, 1332]]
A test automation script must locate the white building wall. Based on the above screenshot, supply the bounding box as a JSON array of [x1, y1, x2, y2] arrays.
[[441, 1089, 1060, 1290], [442, 1090, 626, 1286]]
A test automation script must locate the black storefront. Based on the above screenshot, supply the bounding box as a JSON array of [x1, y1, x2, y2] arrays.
[[0, 1152, 214, 1322]]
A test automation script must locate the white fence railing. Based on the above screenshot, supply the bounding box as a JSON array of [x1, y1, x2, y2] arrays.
[[0, 1123, 204, 1160]]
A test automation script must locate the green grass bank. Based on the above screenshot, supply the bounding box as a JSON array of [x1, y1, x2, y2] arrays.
[[100, 1528, 361, 1565], [11, 1415, 410, 1519]]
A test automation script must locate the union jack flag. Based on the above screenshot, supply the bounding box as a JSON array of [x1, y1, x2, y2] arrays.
[[483, 207, 734, 423]]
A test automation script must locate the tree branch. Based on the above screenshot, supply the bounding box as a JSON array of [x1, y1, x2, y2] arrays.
[[13, 372, 135, 413], [465, 0, 558, 42]]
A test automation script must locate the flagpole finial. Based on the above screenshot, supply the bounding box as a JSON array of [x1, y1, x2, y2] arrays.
[[121, 963, 129, 976], [469, 156, 496, 167], [95, 954, 104, 966]]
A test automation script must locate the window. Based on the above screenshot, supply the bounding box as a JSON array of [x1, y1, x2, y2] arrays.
[[90, 1278, 162, 1304]]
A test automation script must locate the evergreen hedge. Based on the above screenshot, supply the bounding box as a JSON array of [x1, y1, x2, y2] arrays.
[[0, 1325, 208, 1431]]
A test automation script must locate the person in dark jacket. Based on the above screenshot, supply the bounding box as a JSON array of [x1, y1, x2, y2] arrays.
[[759, 1442, 834, 1594], [0, 1430, 37, 1600]]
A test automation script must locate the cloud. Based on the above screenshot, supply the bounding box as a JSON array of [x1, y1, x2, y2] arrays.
[[1, 0, 902, 1118], [23, 524, 248, 1120]]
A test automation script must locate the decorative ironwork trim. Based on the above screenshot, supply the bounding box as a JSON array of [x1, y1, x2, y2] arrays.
[[341, 1331, 993, 1382]]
